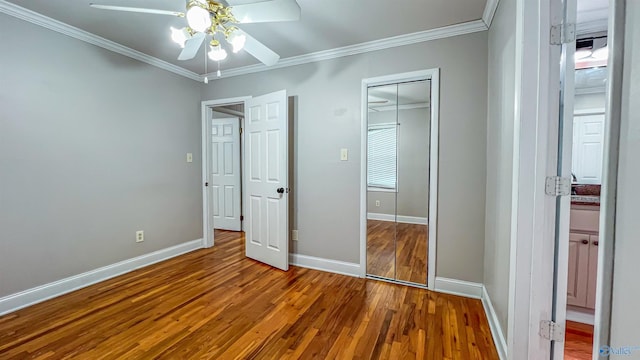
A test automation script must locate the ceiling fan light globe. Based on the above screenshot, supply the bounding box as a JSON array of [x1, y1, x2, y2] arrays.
[[186, 5, 211, 32], [170, 27, 190, 48], [208, 46, 228, 61], [228, 32, 246, 53]]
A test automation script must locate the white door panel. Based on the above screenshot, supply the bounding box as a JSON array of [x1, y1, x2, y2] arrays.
[[211, 118, 242, 231], [573, 112, 605, 184], [245, 90, 289, 271]]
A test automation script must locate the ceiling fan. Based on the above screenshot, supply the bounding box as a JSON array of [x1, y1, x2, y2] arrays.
[[89, 0, 301, 67]]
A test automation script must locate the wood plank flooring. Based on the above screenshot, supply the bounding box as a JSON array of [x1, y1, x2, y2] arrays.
[[564, 320, 594, 360], [0, 230, 498, 359], [366, 220, 428, 284]]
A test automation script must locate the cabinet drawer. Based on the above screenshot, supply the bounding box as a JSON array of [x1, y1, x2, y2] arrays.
[[570, 209, 600, 232]]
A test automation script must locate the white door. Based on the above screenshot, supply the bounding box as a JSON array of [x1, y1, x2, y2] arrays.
[[573, 112, 605, 184], [244, 90, 289, 271], [211, 118, 242, 231]]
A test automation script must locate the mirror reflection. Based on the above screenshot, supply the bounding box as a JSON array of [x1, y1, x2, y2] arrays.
[[366, 80, 431, 285]]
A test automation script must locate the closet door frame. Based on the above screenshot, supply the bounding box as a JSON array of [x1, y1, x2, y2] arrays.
[[359, 68, 439, 289]]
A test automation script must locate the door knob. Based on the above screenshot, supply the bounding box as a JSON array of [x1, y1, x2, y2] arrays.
[[277, 187, 285, 194], [593, 240, 599, 246], [581, 239, 589, 245]]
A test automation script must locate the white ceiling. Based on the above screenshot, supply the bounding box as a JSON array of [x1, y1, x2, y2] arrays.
[[4, 0, 486, 75]]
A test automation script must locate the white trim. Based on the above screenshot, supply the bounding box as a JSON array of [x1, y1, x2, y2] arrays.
[[566, 308, 595, 325], [369, 103, 430, 113], [0, 239, 203, 316], [574, 107, 606, 116], [481, 286, 508, 360], [508, 0, 561, 357], [290, 254, 361, 278], [593, 0, 624, 353], [575, 86, 607, 95], [434, 277, 483, 298], [0, 0, 201, 81], [367, 186, 397, 193], [206, 21, 487, 81], [367, 213, 428, 225], [576, 18, 609, 35], [482, 0, 500, 28], [201, 97, 252, 248], [360, 69, 439, 289]]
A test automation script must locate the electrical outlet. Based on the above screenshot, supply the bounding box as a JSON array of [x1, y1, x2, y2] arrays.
[[186, 153, 193, 163], [136, 230, 144, 243], [292, 230, 299, 241], [375, 200, 380, 207]]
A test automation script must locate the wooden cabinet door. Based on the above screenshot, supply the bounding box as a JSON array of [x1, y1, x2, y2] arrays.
[[586, 235, 600, 309], [567, 233, 590, 307]]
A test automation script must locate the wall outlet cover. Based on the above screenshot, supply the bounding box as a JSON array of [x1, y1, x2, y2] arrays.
[[136, 230, 144, 243], [292, 230, 299, 241]]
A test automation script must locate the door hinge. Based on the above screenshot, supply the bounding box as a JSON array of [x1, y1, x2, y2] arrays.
[[205, 182, 209, 187], [540, 320, 564, 342], [240, 127, 243, 134], [240, 215, 244, 221], [550, 23, 576, 45], [545, 176, 571, 196]]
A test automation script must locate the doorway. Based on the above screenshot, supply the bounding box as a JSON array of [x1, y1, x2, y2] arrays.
[[202, 91, 290, 271], [564, 47, 608, 360], [359, 69, 439, 289]]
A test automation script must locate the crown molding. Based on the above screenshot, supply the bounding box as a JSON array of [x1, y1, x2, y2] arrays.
[[0, 0, 201, 81], [577, 18, 609, 35], [482, 0, 499, 28], [204, 19, 488, 81]]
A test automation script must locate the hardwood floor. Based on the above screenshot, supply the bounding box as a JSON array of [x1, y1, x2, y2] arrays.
[[366, 220, 428, 284], [0, 230, 498, 359], [564, 321, 594, 360]]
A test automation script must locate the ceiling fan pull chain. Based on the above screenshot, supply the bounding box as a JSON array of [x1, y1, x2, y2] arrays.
[[203, 46, 209, 84]]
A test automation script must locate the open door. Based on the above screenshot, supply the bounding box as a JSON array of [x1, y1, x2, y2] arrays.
[[211, 117, 242, 231], [244, 90, 289, 271]]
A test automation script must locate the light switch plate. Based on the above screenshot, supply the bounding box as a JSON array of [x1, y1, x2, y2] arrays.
[[186, 153, 193, 163], [340, 148, 348, 161]]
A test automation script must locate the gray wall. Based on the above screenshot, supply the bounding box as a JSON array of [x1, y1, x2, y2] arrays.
[[367, 107, 430, 219], [484, 0, 516, 339], [0, 14, 202, 298], [610, 0, 640, 349], [202, 32, 488, 282]]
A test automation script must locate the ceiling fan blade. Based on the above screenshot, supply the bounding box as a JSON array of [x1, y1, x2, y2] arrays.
[[178, 33, 206, 61], [236, 29, 280, 66], [231, 0, 300, 23], [89, 4, 184, 17]]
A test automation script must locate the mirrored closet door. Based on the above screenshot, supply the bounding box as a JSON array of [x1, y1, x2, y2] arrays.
[[366, 80, 431, 286]]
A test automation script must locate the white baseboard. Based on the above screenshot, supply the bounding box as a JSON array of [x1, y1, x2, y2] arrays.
[[482, 286, 508, 360], [367, 213, 428, 225], [434, 277, 483, 298], [0, 239, 203, 316], [566, 308, 595, 325], [290, 253, 361, 278]]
